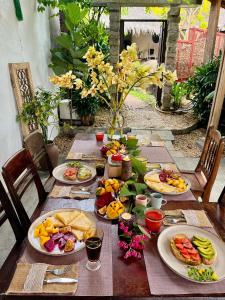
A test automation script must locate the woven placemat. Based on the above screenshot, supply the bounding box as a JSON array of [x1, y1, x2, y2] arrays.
[[7, 263, 78, 294]]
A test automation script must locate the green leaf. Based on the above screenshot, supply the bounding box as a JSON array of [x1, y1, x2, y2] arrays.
[[119, 185, 136, 197], [132, 205, 146, 219], [70, 46, 88, 59], [134, 183, 147, 194], [131, 156, 147, 176], [55, 34, 73, 49]]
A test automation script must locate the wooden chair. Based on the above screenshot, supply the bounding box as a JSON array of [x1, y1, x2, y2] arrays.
[[2, 148, 47, 232], [218, 185, 225, 205], [24, 130, 55, 192], [0, 181, 26, 293], [181, 126, 225, 203], [0, 180, 25, 242]]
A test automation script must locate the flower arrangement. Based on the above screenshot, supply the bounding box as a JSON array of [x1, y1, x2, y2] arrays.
[[50, 44, 176, 134], [49, 71, 76, 89], [118, 222, 148, 259]]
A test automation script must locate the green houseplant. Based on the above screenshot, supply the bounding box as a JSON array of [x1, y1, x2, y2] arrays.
[[48, 2, 108, 126], [186, 56, 221, 127], [171, 81, 187, 110], [17, 89, 61, 167]]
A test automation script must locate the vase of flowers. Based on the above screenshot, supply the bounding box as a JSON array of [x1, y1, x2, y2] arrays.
[[50, 44, 176, 134]]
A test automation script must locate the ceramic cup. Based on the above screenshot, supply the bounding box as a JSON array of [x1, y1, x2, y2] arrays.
[[135, 194, 149, 207], [150, 193, 167, 209]]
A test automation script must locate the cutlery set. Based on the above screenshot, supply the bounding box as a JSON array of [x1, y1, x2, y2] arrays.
[[45, 267, 78, 284]]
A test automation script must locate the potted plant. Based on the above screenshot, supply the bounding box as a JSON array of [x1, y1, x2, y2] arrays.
[[17, 88, 61, 167], [72, 89, 99, 126]]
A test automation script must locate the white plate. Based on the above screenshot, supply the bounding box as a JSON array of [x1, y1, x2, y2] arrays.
[[157, 225, 225, 283], [28, 208, 96, 256], [144, 170, 191, 195], [53, 163, 96, 185]]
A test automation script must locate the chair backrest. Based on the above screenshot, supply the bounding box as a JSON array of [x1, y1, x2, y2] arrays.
[[196, 126, 225, 202], [24, 130, 53, 174], [0, 180, 25, 242], [2, 149, 47, 231]]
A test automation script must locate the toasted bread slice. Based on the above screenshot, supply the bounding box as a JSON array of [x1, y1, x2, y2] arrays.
[[145, 173, 161, 183], [170, 234, 201, 266], [69, 212, 92, 231], [63, 167, 78, 181], [46, 216, 64, 227], [72, 229, 84, 241], [55, 210, 81, 225], [77, 167, 92, 181]]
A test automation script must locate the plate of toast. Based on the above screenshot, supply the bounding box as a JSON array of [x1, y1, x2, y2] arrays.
[[53, 161, 96, 185], [28, 208, 96, 256], [157, 225, 225, 283]]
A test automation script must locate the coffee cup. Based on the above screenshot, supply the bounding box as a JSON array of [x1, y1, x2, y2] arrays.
[[150, 193, 167, 209], [135, 194, 149, 207]]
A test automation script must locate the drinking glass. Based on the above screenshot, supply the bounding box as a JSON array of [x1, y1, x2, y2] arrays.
[[95, 132, 104, 142], [145, 209, 165, 234], [85, 228, 104, 271]]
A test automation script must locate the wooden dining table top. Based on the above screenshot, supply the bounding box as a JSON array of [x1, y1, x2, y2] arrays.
[[2, 134, 225, 299]]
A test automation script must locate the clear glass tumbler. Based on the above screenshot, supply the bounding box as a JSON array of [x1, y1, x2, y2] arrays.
[[85, 228, 104, 271]]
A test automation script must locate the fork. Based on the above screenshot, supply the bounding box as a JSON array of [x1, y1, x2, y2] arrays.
[[46, 266, 71, 276], [166, 218, 186, 224]]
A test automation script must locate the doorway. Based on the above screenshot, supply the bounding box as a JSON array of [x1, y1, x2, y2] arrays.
[[120, 19, 168, 106]]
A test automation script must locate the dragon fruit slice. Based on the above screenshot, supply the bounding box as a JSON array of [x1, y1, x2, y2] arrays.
[[58, 237, 67, 250], [63, 233, 76, 242], [51, 232, 64, 241], [44, 238, 55, 252]]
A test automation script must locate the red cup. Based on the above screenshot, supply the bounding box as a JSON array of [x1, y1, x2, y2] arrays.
[[96, 132, 104, 142], [145, 209, 165, 233]]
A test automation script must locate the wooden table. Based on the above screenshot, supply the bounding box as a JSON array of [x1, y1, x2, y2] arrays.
[[2, 135, 225, 299]]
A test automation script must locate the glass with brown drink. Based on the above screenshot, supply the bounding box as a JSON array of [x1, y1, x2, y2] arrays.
[[85, 228, 104, 271]]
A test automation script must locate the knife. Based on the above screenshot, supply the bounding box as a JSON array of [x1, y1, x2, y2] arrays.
[[70, 190, 90, 195], [44, 278, 78, 284]]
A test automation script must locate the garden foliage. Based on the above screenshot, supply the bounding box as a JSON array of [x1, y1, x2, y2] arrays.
[[186, 56, 221, 127]]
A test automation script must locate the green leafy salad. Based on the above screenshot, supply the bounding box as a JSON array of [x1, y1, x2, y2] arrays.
[[187, 266, 219, 282]]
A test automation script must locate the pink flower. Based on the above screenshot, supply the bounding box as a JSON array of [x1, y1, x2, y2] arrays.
[[124, 249, 142, 259], [118, 240, 129, 250], [119, 222, 129, 233]]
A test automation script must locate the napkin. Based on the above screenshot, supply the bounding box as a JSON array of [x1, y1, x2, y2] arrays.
[[49, 185, 91, 199], [7, 263, 78, 294], [164, 209, 213, 227], [67, 152, 104, 161]]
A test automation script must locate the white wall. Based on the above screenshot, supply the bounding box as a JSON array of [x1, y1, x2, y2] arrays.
[[0, 0, 58, 170]]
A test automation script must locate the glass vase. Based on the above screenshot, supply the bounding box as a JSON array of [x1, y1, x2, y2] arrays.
[[108, 111, 125, 140]]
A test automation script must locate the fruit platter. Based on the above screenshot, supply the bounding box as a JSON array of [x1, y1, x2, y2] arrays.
[[28, 209, 96, 256], [95, 178, 129, 220], [52, 161, 96, 185], [100, 140, 126, 157], [144, 170, 191, 195], [157, 225, 225, 283]]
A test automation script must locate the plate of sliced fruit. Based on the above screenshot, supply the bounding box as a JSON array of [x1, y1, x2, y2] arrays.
[[144, 170, 191, 195], [28, 208, 96, 256], [100, 140, 127, 157], [95, 178, 129, 220], [157, 225, 225, 283], [52, 161, 96, 185]]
